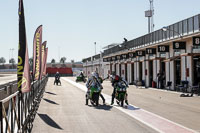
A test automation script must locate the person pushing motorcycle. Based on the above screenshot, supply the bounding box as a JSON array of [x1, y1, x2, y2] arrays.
[[110, 72, 129, 105], [86, 72, 105, 104]]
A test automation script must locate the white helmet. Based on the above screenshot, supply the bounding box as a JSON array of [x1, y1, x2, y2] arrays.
[[91, 72, 97, 78]]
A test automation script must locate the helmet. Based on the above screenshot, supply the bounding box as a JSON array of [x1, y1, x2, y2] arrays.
[[91, 72, 98, 78], [96, 72, 99, 77]]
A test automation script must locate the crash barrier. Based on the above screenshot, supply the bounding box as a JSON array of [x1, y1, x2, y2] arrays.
[[0, 75, 48, 133], [46, 67, 73, 77], [0, 81, 18, 101]]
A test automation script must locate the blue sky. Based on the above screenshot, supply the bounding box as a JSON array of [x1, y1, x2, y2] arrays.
[[0, 0, 200, 63]]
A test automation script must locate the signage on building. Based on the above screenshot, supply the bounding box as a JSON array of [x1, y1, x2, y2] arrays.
[[111, 56, 116, 61], [136, 51, 145, 56], [128, 52, 136, 58], [103, 58, 108, 62], [107, 57, 112, 62], [146, 48, 156, 54], [116, 55, 121, 60], [122, 54, 129, 59], [158, 45, 169, 52], [160, 53, 166, 57], [173, 42, 186, 49], [193, 37, 200, 46]]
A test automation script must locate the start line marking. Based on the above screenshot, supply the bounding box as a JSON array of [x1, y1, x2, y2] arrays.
[[62, 78, 197, 133]]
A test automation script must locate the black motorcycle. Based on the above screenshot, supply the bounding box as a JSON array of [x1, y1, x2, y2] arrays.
[[54, 77, 61, 85]]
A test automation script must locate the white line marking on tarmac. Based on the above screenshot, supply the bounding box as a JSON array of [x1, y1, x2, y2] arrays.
[[62, 78, 197, 133]]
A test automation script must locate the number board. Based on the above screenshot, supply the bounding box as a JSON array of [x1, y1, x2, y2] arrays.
[[158, 45, 169, 52], [111, 56, 116, 61], [107, 57, 112, 62], [173, 42, 186, 49], [128, 52, 136, 58], [146, 48, 156, 54], [122, 54, 129, 59], [116, 55, 122, 60], [193, 37, 200, 46], [103, 58, 108, 62], [136, 51, 145, 56]]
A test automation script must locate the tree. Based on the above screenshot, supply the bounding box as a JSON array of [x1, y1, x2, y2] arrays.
[[51, 59, 56, 64], [9, 58, 16, 69], [9, 58, 16, 64], [0, 57, 6, 64], [60, 57, 66, 64], [71, 59, 75, 68]]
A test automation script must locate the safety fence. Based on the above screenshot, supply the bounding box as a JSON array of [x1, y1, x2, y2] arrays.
[[0, 75, 48, 133]]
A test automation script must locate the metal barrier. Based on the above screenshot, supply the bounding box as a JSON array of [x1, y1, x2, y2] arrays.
[[0, 75, 48, 133]]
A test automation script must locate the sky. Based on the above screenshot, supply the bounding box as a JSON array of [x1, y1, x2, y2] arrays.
[[0, 0, 200, 63]]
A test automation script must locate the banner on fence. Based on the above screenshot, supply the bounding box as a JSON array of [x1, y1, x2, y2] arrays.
[[40, 41, 47, 79], [18, 0, 31, 93], [33, 25, 42, 80], [43, 48, 48, 76]]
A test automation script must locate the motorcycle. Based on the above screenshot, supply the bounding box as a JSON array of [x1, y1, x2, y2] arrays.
[[76, 76, 87, 83], [115, 83, 127, 107], [86, 86, 101, 106], [54, 77, 61, 85]]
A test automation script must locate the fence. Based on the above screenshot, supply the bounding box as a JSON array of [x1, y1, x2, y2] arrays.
[[0, 75, 48, 133]]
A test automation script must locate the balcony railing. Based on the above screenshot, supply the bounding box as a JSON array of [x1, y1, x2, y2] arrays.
[[103, 14, 200, 56]]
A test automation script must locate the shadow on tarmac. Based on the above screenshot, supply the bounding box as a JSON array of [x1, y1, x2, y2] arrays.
[[37, 113, 63, 130], [87, 104, 113, 111], [45, 91, 57, 95], [124, 105, 140, 110], [43, 98, 59, 105]]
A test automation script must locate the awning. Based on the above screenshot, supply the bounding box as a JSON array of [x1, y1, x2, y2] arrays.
[[150, 57, 165, 60], [181, 53, 200, 56], [163, 56, 180, 62]]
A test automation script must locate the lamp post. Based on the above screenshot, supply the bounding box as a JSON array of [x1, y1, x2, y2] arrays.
[[162, 26, 182, 38], [9, 48, 14, 63], [94, 42, 96, 55]]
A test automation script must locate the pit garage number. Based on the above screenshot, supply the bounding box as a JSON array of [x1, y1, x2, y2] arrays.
[[193, 37, 200, 46], [158, 45, 169, 52], [173, 42, 186, 49]]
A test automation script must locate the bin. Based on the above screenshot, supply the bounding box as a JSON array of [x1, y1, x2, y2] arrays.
[[152, 81, 156, 88]]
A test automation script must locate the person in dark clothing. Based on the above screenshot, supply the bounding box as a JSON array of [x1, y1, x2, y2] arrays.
[[54, 71, 61, 85], [157, 72, 162, 89], [110, 72, 129, 105], [96, 72, 106, 104], [79, 72, 84, 79], [86, 72, 106, 104]]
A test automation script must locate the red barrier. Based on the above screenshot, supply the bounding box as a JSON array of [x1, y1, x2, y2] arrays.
[[46, 67, 73, 75]]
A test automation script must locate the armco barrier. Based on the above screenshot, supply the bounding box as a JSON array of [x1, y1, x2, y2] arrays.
[[0, 75, 48, 133]]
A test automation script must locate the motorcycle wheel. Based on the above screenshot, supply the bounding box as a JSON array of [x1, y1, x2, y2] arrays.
[[121, 100, 124, 107], [95, 100, 99, 106], [86, 99, 88, 105]]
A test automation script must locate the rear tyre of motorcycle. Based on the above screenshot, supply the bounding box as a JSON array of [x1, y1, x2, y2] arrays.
[[86, 99, 88, 105], [121, 100, 124, 107], [95, 100, 99, 106]]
